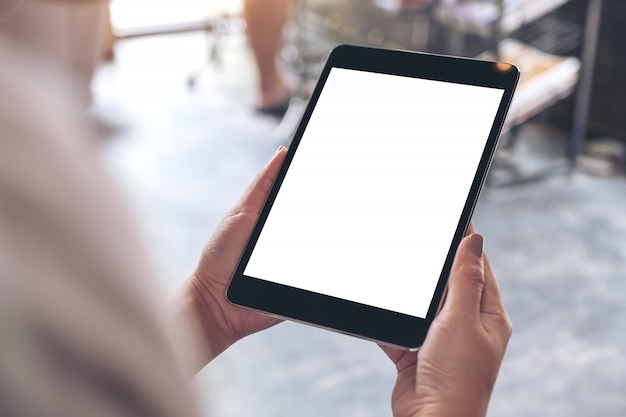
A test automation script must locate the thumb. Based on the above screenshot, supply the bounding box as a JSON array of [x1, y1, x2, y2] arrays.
[[230, 146, 287, 215], [442, 234, 485, 319]]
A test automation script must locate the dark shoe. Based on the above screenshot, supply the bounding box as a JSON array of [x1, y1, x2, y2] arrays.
[[256, 96, 291, 118]]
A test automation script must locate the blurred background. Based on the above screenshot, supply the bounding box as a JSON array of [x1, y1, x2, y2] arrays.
[[12, 0, 626, 416]]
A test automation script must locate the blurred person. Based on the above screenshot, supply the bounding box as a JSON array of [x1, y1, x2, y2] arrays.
[[0, 0, 288, 114], [243, 0, 292, 116], [0, 3, 511, 417]]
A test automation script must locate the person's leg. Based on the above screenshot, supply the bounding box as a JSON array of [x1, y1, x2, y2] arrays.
[[243, 0, 290, 112]]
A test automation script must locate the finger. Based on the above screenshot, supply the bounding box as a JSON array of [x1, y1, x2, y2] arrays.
[[480, 253, 509, 320], [378, 344, 418, 371], [462, 225, 506, 315], [442, 234, 485, 319], [378, 344, 405, 364], [231, 146, 287, 215], [479, 253, 513, 342]]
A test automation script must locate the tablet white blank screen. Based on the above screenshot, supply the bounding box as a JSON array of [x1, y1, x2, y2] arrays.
[[244, 68, 504, 318]]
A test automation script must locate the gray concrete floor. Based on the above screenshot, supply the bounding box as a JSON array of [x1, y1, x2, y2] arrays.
[[93, 32, 626, 417]]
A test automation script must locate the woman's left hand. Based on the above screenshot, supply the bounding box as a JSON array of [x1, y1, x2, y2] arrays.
[[171, 147, 287, 367]]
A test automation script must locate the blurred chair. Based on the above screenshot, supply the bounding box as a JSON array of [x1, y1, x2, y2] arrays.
[[184, 14, 246, 89], [372, 0, 439, 51], [107, 4, 246, 89]]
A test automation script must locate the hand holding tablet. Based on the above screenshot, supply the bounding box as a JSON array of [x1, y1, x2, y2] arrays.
[[381, 231, 512, 417], [227, 44, 518, 349]]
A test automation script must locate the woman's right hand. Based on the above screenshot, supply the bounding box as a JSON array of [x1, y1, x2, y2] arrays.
[[381, 232, 512, 417]]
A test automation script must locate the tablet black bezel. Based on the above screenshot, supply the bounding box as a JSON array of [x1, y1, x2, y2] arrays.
[[227, 44, 519, 349]]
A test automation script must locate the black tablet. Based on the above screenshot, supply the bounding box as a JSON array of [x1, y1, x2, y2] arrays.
[[228, 44, 519, 349]]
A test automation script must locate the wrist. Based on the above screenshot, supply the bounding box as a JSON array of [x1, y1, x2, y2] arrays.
[[169, 276, 233, 370]]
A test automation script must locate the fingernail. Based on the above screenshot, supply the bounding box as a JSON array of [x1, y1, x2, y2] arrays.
[[275, 145, 285, 153], [468, 234, 484, 258]]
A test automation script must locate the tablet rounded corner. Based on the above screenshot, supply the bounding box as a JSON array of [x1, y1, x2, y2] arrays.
[[225, 281, 239, 305], [494, 61, 520, 77]]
